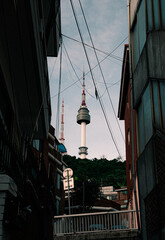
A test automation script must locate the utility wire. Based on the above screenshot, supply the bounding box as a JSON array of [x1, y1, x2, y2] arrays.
[[63, 42, 95, 98], [63, 43, 81, 89], [70, 0, 122, 160], [63, 34, 120, 98], [49, 57, 57, 80], [99, 81, 120, 98], [63, 42, 81, 85], [62, 34, 123, 62], [51, 34, 128, 99], [79, 0, 125, 143]]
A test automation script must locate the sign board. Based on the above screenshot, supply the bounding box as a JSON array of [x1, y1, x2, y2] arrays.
[[63, 177, 74, 190], [63, 168, 73, 179]]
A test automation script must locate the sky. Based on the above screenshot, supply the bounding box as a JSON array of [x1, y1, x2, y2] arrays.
[[48, 0, 128, 161]]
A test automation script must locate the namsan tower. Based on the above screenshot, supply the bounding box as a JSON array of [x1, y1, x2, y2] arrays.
[[77, 72, 91, 159]]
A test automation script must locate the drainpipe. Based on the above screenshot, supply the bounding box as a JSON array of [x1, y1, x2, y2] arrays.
[[127, 0, 140, 230]]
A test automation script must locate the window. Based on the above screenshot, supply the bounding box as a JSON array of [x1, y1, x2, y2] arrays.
[[138, 102, 145, 153], [122, 190, 127, 195], [137, 80, 165, 155], [132, 0, 165, 68], [159, 81, 165, 128], [137, 84, 153, 154], [132, 0, 146, 69], [112, 195, 118, 200], [152, 81, 161, 126], [32, 139, 43, 151], [32, 139, 40, 151], [147, 0, 152, 31], [128, 129, 131, 145], [143, 85, 153, 143], [109, 196, 112, 200], [153, 0, 160, 29], [152, 80, 165, 130], [138, 0, 146, 53], [129, 165, 132, 180], [57, 173, 61, 190], [160, 0, 165, 28], [146, 0, 165, 30], [56, 199, 60, 215], [108, 195, 117, 200], [133, 22, 139, 68]]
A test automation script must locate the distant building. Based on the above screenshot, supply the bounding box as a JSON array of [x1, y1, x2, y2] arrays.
[[91, 197, 121, 212], [115, 188, 128, 210], [100, 186, 127, 210], [100, 186, 117, 200]]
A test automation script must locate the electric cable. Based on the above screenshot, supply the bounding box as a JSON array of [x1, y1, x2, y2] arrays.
[[70, 0, 123, 160], [63, 42, 81, 85], [49, 57, 57, 80], [64, 40, 119, 99], [51, 35, 128, 99], [63, 42, 95, 98], [62, 43, 81, 89], [62, 34, 124, 62], [79, 0, 125, 142]]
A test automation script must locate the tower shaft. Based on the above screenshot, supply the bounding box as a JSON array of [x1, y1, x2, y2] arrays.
[[80, 122, 87, 159], [81, 122, 86, 147]]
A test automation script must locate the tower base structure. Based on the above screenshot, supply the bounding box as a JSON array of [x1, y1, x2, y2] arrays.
[[79, 146, 88, 159]]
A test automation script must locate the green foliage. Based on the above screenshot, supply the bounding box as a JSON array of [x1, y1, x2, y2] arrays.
[[74, 179, 99, 208], [63, 155, 126, 189]]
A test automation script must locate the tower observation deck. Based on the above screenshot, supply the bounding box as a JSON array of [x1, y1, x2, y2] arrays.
[[77, 72, 90, 159]]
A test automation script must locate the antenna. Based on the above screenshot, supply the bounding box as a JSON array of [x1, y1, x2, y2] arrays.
[[59, 100, 65, 144]]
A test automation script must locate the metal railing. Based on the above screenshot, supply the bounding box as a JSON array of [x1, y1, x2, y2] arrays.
[[54, 210, 139, 235]]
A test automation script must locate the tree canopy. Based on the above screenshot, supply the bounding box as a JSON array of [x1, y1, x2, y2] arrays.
[[63, 155, 126, 189]]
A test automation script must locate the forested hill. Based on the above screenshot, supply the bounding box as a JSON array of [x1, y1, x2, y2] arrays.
[[63, 155, 126, 189]]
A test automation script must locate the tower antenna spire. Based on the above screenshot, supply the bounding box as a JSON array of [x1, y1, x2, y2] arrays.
[[82, 70, 86, 106], [59, 99, 65, 144], [77, 71, 91, 159]]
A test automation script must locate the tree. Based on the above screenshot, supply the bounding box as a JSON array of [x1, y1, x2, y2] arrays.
[[63, 155, 126, 211]]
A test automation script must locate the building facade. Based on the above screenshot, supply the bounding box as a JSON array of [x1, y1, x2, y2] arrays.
[[44, 125, 65, 216], [100, 186, 128, 210], [0, 1, 61, 239], [118, 45, 139, 213], [126, 1, 165, 239]]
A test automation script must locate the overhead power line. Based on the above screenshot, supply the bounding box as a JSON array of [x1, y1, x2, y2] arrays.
[[70, 0, 123, 160], [62, 33, 123, 62], [78, 0, 125, 143], [51, 35, 128, 99], [63, 42, 96, 98], [49, 57, 58, 80]]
